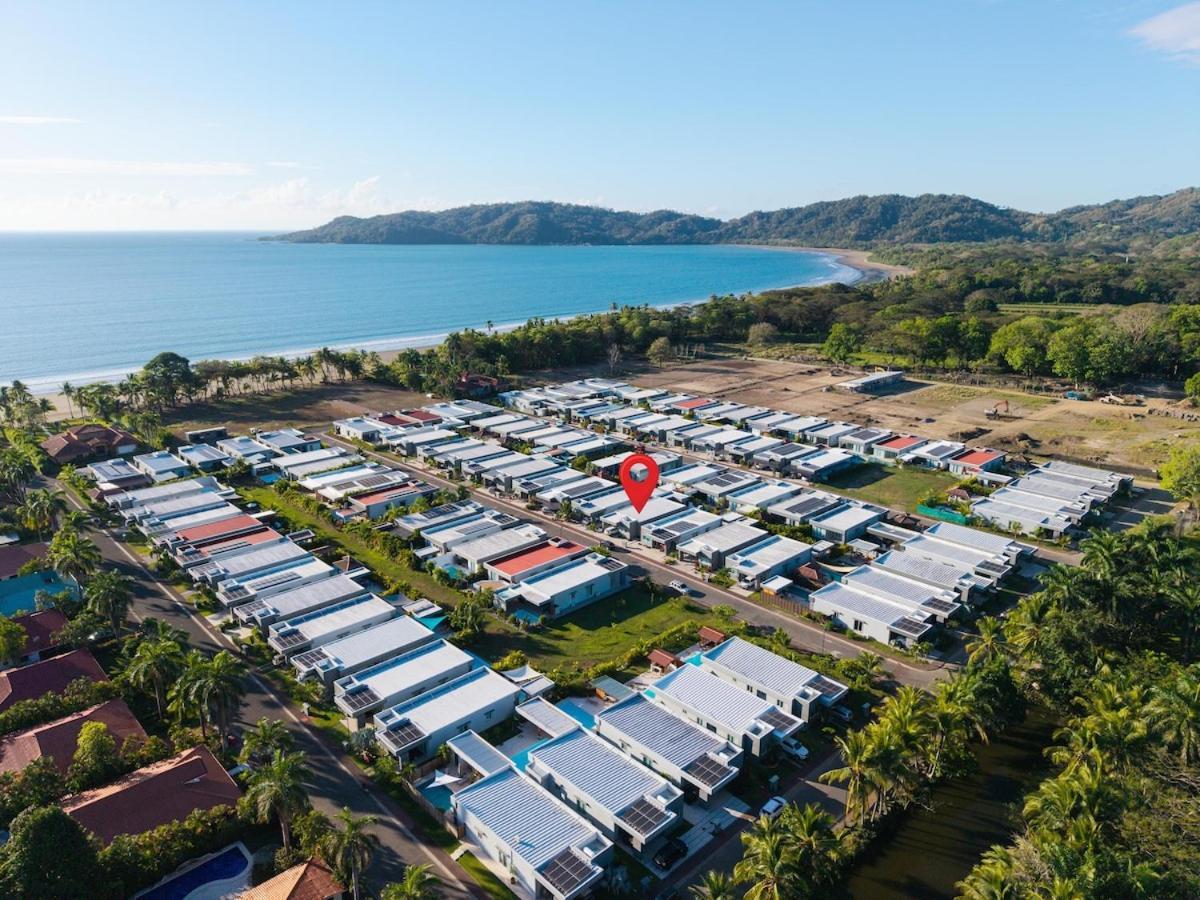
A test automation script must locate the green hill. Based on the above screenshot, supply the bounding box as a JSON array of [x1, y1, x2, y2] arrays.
[[269, 188, 1200, 249]]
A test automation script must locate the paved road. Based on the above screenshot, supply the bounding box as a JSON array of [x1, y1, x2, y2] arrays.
[[45, 475, 482, 899], [323, 434, 952, 690]]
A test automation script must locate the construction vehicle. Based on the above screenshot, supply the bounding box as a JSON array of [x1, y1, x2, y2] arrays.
[[986, 399, 1015, 420], [1100, 393, 1145, 406]]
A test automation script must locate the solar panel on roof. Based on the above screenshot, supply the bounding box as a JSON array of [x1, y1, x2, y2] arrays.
[[620, 797, 668, 836], [809, 675, 846, 700], [386, 721, 426, 748], [341, 688, 380, 711], [275, 631, 308, 649], [540, 848, 594, 895], [759, 707, 797, 733], [292, 648, 328, 667], [223, 584, 251, 601], [923, 597, 958, 614], [684, 755, 734, 788], [893, 617, 930, 637], [243, 570, 301, 591]]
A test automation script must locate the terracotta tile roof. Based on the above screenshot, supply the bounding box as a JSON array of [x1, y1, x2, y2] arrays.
[[698, 626, 727, 644], [61, 745, 241, 844], [0, 648, 108, 712], [40, 424, 138, 463], [649, 649, 681, 669], [11, 608, 68, 656], [0, 698, 146, 775], [0, 542, 48, 580], [878, 435, 924, 451], [675, 398, 715, 410], [238, 858, 344, 900], [952, 448, 1005, 467]]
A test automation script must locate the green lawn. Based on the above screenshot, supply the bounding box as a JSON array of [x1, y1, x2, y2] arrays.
[[824, 463, 959, 511], [458, 852, 519, 900], [239, 486, 465, 607], [470, 584, 722, 674]]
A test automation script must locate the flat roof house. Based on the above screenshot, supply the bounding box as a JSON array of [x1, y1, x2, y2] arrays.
[[373, 667, 521, 763], [216, 434, 277, 464], [233, 574, 369, 628], [132, 450, 192, 483], [190, 540, 312, 585], [873, 548, 982, 603], [333, 415, 404, 446], [839, 427, 893, 457], [838, 370, 904, 392], [274, 447, 359, 480], [647, 664, 800, 757], [677, 519, 768, 570], [256, 428, 322, 455], [594, 693, 742, 804], [172, 526, 283, 568], [808, 581, 934, 648], [640, 508, 723, 553], [216, 557, 336, 608], [61, 745, 240, 845], [691, 470, 761, 505], [451, 759, 611, 900], [494, 553, 630, 621], [905, 440, 965, 469], [342, 480, 437, 521], [948, 447, 1007, 475], [525, 720, 683, 854], [480, 457, 561, 493], [725, 534, 813, 589], [699, 637, 848, 723], [486, 538, 588, 583], [789, 447, 859, 482], [267, 594, 396, 657], [420, 510, 521, 554], [86, 457, 151, 493], [807, 502, 887, 543], [726, 479, 804, 513], [766, 489, 843, 527], [108, 475, 230, 511], [392, 499, 483, 539], [450, 524, 549, 575], [290, 615, 437, 684], [725, 435, 784, 464], [334, 639, 475, 729], [805, 422, 858, 447], [970, 498, 1073, 538], [872, 434, 927, 463], [753, 442, 821, 472], [600, 495, 688, 540], [841, 565, 962, 623], [176, 443, 234, 472]]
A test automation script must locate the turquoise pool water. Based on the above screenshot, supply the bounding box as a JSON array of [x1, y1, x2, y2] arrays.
[[0, 571, 77, 617], [137, 844, 249, 900], [557, 699, 596, 729], [420, 783, 454, 812]]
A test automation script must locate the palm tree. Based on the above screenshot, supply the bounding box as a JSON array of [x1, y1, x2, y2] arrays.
[[820, 729, 874, 827], [1168, 582, 1200, 662], [783, 802, 841, 889], [199, 651, 246, 747], [245, 750, 310, 852], [966, 617, 1008, 666], [1149, 669, 1200, 765], [85, 569, 134, 636], [1080, 529, 1122, 582], [126, 637, 184, 719], [14, 488, 65, 540], [690, 871, 738, 899], [957, 847, 1015, 899], [169, 650, 211, 736], [46, 528, 102, 585], [732, 815, 797, 900], [320, 808, 380, 900], [62, 381, 75, 418], [240, 717, 294, 765], [380, 864, 440, 900]]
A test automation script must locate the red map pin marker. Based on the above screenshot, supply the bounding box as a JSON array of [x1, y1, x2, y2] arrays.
[[618, 452, 659, 513]]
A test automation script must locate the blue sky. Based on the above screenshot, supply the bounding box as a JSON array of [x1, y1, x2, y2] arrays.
[[2, 0, 1199, 229]]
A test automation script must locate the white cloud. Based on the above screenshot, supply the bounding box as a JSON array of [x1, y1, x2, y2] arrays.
[[1130, 2, 1200, 63], [0, 158, 254, 176], [0, 115, 81, 125], [266, 160, 303, 168]]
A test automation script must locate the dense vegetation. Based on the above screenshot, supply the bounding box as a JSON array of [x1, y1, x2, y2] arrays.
[[954, 524, 1200, 897], [272, 188, 1200, 248]]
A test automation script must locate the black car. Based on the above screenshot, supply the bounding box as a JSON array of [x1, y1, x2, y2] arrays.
[[653, 837, 688, 870]]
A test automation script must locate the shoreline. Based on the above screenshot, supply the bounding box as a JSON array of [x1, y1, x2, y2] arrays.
[[29, 245, 890, 413]]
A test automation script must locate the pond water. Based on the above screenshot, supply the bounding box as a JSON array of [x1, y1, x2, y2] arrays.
[[843, 707, 1056, 899]]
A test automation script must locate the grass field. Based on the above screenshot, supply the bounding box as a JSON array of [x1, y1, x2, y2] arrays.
[[824, 463, 960, 511], [913, 383, 1058, 411], [458, 852, 519, 900], [470, 584, 722, 675]]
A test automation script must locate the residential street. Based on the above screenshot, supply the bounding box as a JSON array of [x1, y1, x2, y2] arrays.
[[44, 475, 483, 899]]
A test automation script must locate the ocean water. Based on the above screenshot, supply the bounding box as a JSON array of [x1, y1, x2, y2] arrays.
[[0, 233, 857, 390]]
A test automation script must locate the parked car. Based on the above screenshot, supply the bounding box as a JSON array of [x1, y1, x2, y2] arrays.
[[653, 837, 688, 870], [779, 737, 809, 761], [759, 796, 788, 821], [830, 704, 854, 724], [668, 580, 691, 595]]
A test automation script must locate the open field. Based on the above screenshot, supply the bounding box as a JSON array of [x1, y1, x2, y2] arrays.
[[470, 584, 721, 675], [824, 464, 959, 510]]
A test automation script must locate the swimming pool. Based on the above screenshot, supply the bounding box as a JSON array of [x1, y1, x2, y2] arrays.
[[135, 843, 251, 900], [420, 782, 454, 812], [556, 699, 596, 729]]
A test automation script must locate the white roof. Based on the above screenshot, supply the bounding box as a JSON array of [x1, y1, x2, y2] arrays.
[[651, 664, 797, 736], [376, 667, 521, 737]]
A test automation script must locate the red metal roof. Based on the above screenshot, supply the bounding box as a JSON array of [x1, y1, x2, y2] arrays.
[[10, 609, 68, 655], [0, 649, 107, 712], [648, 648, 681, 668], [878, 435, 924, 450], [0, 698, 146, 775], [675, 398, 715, 410], [490, 540, 584, 576], [174, 514, 262, 543], [62, 745, 241, 844], [403, 409, 441, 422], [953, 448, 1005, 466], [196, 528, 281, 556]]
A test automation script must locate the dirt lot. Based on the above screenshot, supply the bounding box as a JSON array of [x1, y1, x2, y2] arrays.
[[602, 358, 1199, 476], [162, 382, 431, 435]]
